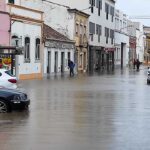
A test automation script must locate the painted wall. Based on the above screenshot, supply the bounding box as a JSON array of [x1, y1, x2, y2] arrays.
[[115, 32, 129, 67], [115, 9, 129, 67], [0, 12, 10, 46], [0, 0, 10, 46], [44, 47, 74, 75], [6, 3, 43, 79], [11, 21, 42, 78], [20, 0, 115, 48], [20, 0, 75, 40], [0, 0, 6, 11]]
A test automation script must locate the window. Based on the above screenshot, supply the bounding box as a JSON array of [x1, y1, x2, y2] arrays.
[[84, 26, 86, 35], [89, 22, 95, 41], [75, 23, 79, 35], [105, 3, 109, 20], [110, 29, 114, 44], [8, 0, 14, 4], [105, 27, 109, 44], [97, 0, 102, 16], [96, 24, 102, 42], [110, 6, 114, 22], [80, 24, 83, 35], [120, 20, 122, 30], [90, 0, 95, 13], [35, 38, 40, 60], [24, 37, 30, 62]]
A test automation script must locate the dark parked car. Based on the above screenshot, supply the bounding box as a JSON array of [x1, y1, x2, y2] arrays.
[[0, 88, 30, 113], [147, 67, 150, 84]]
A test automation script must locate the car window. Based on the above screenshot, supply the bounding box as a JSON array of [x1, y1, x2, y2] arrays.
[[0, 72, 2, 76], [5, 70, 15, 77]]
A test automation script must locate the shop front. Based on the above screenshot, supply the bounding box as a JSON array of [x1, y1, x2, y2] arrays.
[[0, 46, 23, 75], [89, 46, 115, 73]]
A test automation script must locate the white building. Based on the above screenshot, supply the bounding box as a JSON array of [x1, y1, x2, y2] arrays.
[[6, 0, 44, 80], [43, 24, 75, 76], [13, 0, 76, 76], [114, 9, 129, 68], [134, 22, 145, 63], [19, 0, 116, 72], [127, 21, 145, 64]]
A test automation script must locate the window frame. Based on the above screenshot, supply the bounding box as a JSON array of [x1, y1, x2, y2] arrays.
[[24, 37, 30, 63], [35, 38, 40, 61]]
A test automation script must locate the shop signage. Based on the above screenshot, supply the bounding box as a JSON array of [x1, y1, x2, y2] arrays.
[[45, 41, 74, 49], [104, 47, 116, 52]]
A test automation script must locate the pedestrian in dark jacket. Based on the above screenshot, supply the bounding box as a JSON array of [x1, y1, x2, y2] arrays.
[[133, 59, 136, 69], [68, 59, 75, 76], [136, 59, 140, 71]]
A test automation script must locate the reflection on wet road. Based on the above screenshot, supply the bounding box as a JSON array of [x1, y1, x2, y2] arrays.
[[0, 68, 150, 150]]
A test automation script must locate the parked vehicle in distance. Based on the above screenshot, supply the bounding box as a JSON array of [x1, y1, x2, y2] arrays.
[[147, 67, 150, 84], [0, 69, 17, 89], [0, 88, 30, 113]]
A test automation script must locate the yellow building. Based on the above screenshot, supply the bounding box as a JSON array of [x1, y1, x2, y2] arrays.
[[68, 9, 89, 73]]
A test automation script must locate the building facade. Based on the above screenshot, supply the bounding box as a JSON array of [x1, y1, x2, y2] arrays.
[[20, 0, 116, 73], [127, 20, 137, 66], [114, 9, 129, 69], [87, 0, 116, 72], [134, 22, 145, 63], [143, 26, 150, 64], [127, 21, 145, 65], [68, 9, 89, 73], [0, 0, 10, 46], [6, 0, 44, 80], [43, 24, 75, 76]]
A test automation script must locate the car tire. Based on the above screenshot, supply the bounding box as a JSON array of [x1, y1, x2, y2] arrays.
[[0, 99, 11, 113]]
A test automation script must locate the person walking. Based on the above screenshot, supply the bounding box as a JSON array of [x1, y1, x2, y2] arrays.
[[136, 59, 140, 71], [133, 59, 136, 69], [68, 59, 75, 77]]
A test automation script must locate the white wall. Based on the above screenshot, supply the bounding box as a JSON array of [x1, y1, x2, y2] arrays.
[[11, 21, 42, 76], [21, 0, 115, 48], [20, 0, 75, 39], [115, 9, 129, 67], [86, 0, 115, 47], [135, 23, 144, 62], [115, 32, 129, 66], [44, 47, 74, 74]]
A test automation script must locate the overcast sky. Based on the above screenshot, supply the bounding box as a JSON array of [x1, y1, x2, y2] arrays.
[[116, 0, 150, 26]]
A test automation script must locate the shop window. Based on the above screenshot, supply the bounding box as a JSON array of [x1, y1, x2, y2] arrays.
[[35, 38, 40, 60]]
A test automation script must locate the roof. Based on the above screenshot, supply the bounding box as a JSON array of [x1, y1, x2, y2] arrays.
[[43, 24, 73, 43], [68, 9, 90, 17]]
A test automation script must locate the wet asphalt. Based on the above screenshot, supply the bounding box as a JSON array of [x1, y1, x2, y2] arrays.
[[0, 67, 150, 150]]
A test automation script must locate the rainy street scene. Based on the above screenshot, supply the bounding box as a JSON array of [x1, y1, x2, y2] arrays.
[[1, 67, 150, 150], [1, 0, 150, 150]]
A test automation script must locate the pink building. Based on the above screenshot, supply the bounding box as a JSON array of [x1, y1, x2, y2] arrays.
[[0, 0, 10, 46]]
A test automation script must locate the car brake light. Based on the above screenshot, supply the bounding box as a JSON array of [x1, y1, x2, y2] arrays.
[[8, 79, 17, 83]]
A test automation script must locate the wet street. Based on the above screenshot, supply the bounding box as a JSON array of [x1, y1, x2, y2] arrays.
[[1, 67, 150, 150]]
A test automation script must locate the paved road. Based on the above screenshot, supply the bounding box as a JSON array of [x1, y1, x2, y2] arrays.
[[0, 67, 150, 150]]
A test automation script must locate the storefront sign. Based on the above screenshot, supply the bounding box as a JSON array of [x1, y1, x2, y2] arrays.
[[104, 48, 116, 52], [45, 41, 74, 49], [0, 56, 11, 69]]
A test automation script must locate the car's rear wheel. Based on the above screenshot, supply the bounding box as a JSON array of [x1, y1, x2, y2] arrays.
[[0, 99, 10, 113]]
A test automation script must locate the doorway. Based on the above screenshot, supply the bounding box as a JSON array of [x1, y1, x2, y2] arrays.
[[54, 52, 58, 73], [47, 51, 51, 74], [61, 52, 64, 73]]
